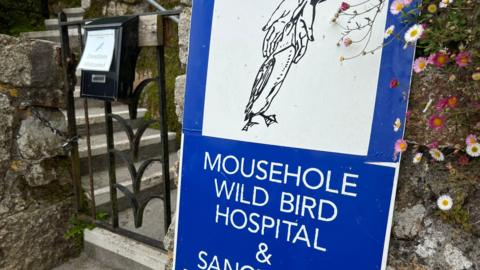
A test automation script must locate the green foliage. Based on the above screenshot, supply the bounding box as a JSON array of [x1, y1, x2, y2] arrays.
[[0, 1, 46, 36], [64, 216, 95, 248], [137, 22, 183, 139], [64, 212, 109, 248], [416, 0, 480, 56], [0, 0, 81, 36], [96, 211, 109, 222], [83, 0, 109, 19], [437, 207, 472, 232]]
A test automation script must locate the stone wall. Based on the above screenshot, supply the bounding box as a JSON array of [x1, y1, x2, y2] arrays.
[[0, 34, 79, 270], [169, 2, 480, 270]]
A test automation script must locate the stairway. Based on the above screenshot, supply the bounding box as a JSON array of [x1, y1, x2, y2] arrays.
[[62, 82, 178, 269], [21, 6, 179, 269]]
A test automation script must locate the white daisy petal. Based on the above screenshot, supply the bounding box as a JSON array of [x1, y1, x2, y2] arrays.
[[429, 148, 445, 161], [413, 153, 423, 164], [385, 25, 395, 39], [394, 118, 402, 132], [437, 194, 453, 211], [439, 0, 453, 8], [404, 24, 424, 43], [390, 0, 405, 15], [466, 143, 480, 157]]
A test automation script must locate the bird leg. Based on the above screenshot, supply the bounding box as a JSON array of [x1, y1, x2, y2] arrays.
[[242, 120, 259, 131], [242, 113, 259, 131]]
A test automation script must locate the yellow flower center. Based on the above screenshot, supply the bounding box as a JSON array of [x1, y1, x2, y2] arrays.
[[442, 199, 449, 206], [418, 61, 426, 69], [399, 142, 407, 151], [438, 55, 447, 64], [428, 4, 437, 13], [396, 3, 404, 11], [448, 97, 457, 106], [410, 29, 418, 37], [433, 118, 443, 126], [472, 146, 479, 153]]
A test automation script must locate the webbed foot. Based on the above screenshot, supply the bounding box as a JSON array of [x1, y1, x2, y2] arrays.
[[262, 114, 278, 127]]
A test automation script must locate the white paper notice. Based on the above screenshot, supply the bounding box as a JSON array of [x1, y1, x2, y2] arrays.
[[77, 29, 115, 71]]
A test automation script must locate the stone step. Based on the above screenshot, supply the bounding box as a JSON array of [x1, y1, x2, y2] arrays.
[[118, 189, 177, 241], [63, 7, 85, 17], [74, 86, 106, 108], [83, 152, 178, 210], [78, 128, 177, 173], [52, 253, 115, 270], [83, 228, 169, 270], [75, 104, 146, 126], [73, 103, 148, 136], [63, 102, 148, 136]]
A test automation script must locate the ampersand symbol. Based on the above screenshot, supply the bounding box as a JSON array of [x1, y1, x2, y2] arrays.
[[256, 242, 272, 265]]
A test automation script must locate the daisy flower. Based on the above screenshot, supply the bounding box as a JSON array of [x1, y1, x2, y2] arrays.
[[404, 24, 424, 43], [394, 139, 408, 154], [427, 3, 438, 13], [384, 25, 395, 39], [429, 51, 449, 67], [447, 96, 458, 108], [429, 148, 445, 161], [473, 73, 480, 81], [413, 57, 428, 73], [455, 51, 471, 67], [390, 0, 405, 15], [394, 118, 402, 132], [437, 195, 453, 211], [439, 0, 453, 8], [428, 114, 445, 130], [466, 143, 480, 157], [403, 0, 413, 5], [413, 153, 423, 164], [435, 98, 448, 111], [466, 134, 477, 146]]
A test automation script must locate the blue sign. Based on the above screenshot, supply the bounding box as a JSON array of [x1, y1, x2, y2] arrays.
[[174, 0, 416, 269]]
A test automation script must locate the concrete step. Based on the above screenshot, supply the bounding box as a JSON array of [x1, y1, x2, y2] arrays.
[[53, 252, 115, 270], [83, 152, 178, 210], [74, 87, 106, 108], [78, 128, 177, 173], [118, 189, 177, 240], [63, 7, 85, 17], [73, 103, 148, 136], [75, 104, 146, 126], [83, 228, 169, 270]]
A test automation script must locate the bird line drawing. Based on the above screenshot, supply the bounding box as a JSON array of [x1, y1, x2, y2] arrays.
[[243, 0, 327, 131]]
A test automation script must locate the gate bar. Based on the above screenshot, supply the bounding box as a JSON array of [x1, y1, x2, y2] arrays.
[[59, 12, 82, 212]]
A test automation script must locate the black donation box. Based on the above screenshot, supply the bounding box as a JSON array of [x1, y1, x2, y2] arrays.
[[79, 16, 139, 101]]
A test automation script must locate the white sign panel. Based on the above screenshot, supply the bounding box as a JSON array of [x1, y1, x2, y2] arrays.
[[202, 0, 387, 156], [77, 29, 115, 72]]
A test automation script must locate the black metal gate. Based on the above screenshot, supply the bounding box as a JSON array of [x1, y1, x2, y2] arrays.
[[58, 10, 180, 249]]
